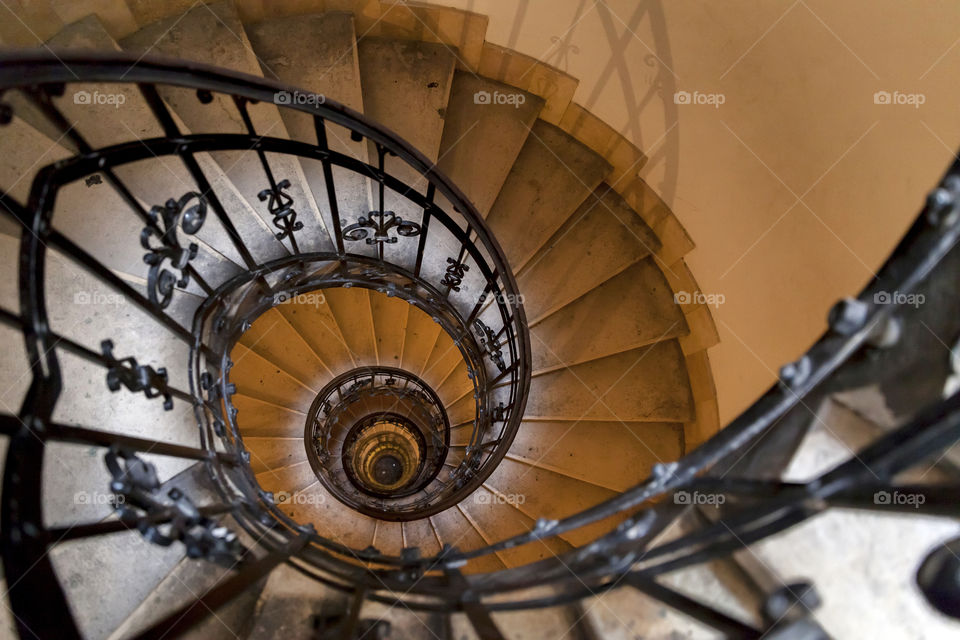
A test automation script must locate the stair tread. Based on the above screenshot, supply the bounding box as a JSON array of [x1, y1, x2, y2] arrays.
[[518, 184, 662, 323], [530, 258, 688, 371], [120, 0, 331, 256], [484, 457, 622, 548], [524, 342, 695, 423], [238, 308, 332, 391], [245, 11, 367, 254], [485, 118, 613, 273], [437, 72, 544, 217], [323, 287, 378, 366], [507, 421, 683, 492], [460, 486, 571, 568], [229, 343, 316, 411]]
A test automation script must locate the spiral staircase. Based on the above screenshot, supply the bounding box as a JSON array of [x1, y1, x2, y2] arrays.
[[1, 2, 960, 639]]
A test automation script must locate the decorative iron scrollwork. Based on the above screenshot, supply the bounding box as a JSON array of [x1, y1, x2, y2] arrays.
[[343, 211, 421, 245], [439, 257, 469, 291], [101, 339, 175, 410], [141, 191, 207, 309], [106, 447, 242, 567], [473, 320, 505, 372], [258, 179, 303, 242]]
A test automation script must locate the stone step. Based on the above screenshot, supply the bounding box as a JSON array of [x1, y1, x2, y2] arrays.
[[274, 292, 357, 372], [322, 287, 378, 367], [243, 436, 306, 476], [402, 516, 442, 558], [437, 72, 543, 217], [524, 342, 694, 423], [245, 11, 369, 255], [369, 291, 409, 366], [229, 343, 316, 411], [517, 183, 661, 323], [485, 120, 612, 273], [238, 308, 332, 391], [428, 507, 506, 573], [436, 359, 473, 407], [507, 420, 683, 492], [282, 482, 378, 550], [401, 305, 442, 375], [420, 328, 464, 391], [232, 393, 304, 438], [356, 36, 457, 274], [372, 520, 404, 556], [119, 0, 331, 256], [530, 258, 688, 372], [484, 457, 620, 548], [459, 485, 571, 568]]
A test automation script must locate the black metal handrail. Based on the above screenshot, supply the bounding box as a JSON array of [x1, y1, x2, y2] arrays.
[[1, 51, 959, 640], [303, 366, 452, 517]]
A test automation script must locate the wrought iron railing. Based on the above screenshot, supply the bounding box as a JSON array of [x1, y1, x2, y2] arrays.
[[304, 366, 453, 517], [0, 51, 958, 640]]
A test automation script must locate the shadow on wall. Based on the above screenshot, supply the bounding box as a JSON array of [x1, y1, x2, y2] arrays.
[[464, 0, 681, 207]]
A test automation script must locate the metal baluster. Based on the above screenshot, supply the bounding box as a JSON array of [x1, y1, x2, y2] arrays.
[[233, 96, 301, 254], [628, 578, 763, 638], [134, 532, 311, 640], [314, 115, 345, 255], [414, 182, 435, 277], [138, 84, 259, 269]]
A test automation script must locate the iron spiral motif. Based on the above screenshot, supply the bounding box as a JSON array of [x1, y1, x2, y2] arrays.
[[440, 257, 470, 291], [105, 447, 242, 567], [474, 319, 506, 372], [101, 339, 175, 410], [343, 210, 421, 245], [140, 191, 207, 309], [258, 178, 303, 242]]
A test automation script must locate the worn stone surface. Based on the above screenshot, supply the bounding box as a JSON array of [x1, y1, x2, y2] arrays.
[[486, 120, 612, 273], [525, 341, 695, 423], [517, 183, 661, 323], [530, 257, 687, 371], [438, 72, 543, 217]]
